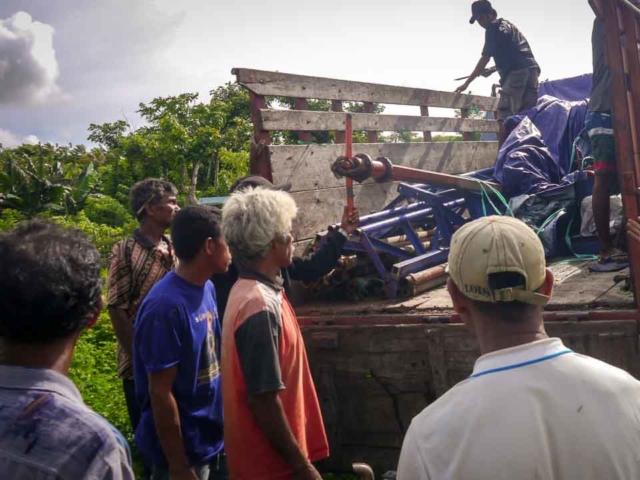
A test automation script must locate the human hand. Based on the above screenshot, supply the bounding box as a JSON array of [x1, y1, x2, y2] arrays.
[[293, 462, 323, 480], [455, 81, 471, 94], [341, 206, 360, 235]]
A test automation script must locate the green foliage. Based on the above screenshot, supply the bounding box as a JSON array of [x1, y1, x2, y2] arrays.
[[84, 195, 135, 228], [0, 143, 100, 217], [89, 83, 252, 203], [46, 211, 134, 260], [69, 310, 131, 440]]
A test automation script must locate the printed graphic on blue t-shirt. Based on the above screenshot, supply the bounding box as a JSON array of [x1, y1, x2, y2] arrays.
[[133, 271, 223, 468]]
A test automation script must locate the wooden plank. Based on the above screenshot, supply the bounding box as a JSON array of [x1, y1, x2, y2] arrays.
[[461, 108, 474, 141], [260, 109, 500, 133], [294, 98, 311, 143], [331, 100, 345, 143], [233, 68, 499, 110], [290, 182, 400, 240], [248, 92, 272, 179], [363, 102, 378, 143], [420, 106, 433, 142], [271, 141, 498, 193]]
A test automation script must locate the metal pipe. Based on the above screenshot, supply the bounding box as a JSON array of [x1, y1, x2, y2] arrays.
[[332, 154, 501, 192], [399, 264, 448, 298], [360, 199, 465, 234]]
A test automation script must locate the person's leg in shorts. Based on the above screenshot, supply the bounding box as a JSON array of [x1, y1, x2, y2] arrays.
[[520, 67, 540, 112], [586, 111, 620, 258], [497, 68, 530, 146]]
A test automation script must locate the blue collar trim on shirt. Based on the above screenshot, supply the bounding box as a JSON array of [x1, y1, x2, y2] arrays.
[[470, 349, 574, 379]]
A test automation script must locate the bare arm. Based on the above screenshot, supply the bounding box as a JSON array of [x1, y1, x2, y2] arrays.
[[149, 366, 197, 480], [249, 392, 321, 480], [455, 54, 491, 93], [108, 308, 133, 358]]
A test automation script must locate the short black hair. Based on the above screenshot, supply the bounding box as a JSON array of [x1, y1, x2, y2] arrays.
[[130, 178, 178, 221], [470, 272, 538, 320], [171, 205, 223, 261], [0, 220, 103, 343]]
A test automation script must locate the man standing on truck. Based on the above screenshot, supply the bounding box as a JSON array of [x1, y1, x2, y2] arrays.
[[107, 178, 179, 466], [455, 1, 540, 145], [397, 216, 640, 479], [586, 0, 627, 264], [221, 187, 329, 479], [212, 174, 359, 320]]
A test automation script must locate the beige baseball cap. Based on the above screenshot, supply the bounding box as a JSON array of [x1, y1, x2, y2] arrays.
[[448, 216, 549, 306]]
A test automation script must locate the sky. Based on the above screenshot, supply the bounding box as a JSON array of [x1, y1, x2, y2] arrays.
[[0, 0, 597, 147]]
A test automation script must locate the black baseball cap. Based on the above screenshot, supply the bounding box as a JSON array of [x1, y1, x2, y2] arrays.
[[469, 0, 497, 24], [229, 175, 292, 193]]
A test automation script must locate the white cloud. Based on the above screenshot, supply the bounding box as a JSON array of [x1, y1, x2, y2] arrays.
[[0, 11, 61, 105], [0, 128, 38, 147]]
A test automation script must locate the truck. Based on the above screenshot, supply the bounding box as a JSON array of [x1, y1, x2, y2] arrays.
[[231, 0, 640, 474]]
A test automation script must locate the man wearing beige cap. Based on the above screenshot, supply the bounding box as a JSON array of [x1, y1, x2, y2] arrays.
[[397, 216, 640, 480]]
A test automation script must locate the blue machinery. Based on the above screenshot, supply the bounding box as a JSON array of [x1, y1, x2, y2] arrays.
[[331, 153, 504, 298]]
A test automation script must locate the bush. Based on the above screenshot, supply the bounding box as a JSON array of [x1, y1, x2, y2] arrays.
[[0, 209, 26, 231], [46, 211, 134, 261], [69, 309, 130, 439], [84, 195, 134, 228]]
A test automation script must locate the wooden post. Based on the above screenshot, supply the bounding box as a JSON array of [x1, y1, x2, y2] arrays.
[[295, 98, 311, 143], [602, 0, 640, 304], [363, 102, 378, 143], [461, 108, 474, 141], [332, 100, 345, 143], [420, 106, 433, 142], [248, 92, 273, 180]]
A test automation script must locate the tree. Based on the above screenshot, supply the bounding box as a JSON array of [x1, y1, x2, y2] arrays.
[[89, 83, 253, 204], [0, 144, 99, 217]]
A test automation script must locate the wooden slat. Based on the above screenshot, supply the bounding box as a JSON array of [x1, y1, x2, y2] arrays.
[[294, 98, 311, 143], [421, 106, 433, 142], [270, 141, 498, 193], [260, 110, 499, 133], [233, 68, 499, 111], [363, 102, 378, 143], [332, 100, 345, 143]]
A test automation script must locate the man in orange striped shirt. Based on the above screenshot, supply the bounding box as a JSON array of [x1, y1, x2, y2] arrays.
[[221, 187, 329, 479]]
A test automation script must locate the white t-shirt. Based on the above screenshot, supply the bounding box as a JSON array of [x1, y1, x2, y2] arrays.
[[397, 338, 640, 480]]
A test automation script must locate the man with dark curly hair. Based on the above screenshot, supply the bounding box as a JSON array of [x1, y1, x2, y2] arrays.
[[0, 220, 134, 479], [107, 178, 180, 450]]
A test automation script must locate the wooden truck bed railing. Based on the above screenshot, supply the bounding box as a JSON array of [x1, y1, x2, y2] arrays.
[[233, 67, 500, 243]]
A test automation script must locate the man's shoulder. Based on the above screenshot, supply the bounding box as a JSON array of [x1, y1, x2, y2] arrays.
[[137, 274, 185, 315], [0, 389, 130, 475], [569, 352, 640, 388]]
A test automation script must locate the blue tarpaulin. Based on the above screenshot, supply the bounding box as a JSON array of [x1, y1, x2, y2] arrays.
[[538, 74, 593, 102], [493, 95, 589, 196]]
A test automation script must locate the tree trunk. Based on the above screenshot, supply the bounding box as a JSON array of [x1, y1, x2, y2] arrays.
[[187, 159, 202, 205], [206, 156, 213, 186], [181, 160, 188, 191], [213, 155, 220, 189]]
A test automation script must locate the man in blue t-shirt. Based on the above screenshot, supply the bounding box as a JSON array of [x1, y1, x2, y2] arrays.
[[456, 1, 540, 145], [134, 205, 232, 480]]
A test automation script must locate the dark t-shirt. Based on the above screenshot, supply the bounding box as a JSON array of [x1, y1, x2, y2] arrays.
[[589, 19, 612, 112], [482, 18, 539, 81], [134, 272, 223, 468]]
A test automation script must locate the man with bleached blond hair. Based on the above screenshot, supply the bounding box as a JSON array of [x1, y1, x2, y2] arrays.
[[221, 187, 329, 480]]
